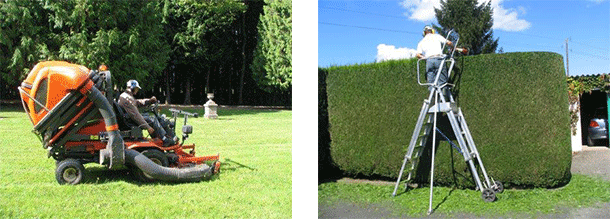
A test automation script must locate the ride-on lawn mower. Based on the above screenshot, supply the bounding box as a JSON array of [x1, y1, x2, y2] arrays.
[[18, 61, 221, 184]]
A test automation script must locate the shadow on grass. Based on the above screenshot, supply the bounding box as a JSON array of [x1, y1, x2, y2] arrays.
[[158, 105, 287, 118], [0, 103, 25, 114], [1, 102, 286, 121], [222, 158, 257, 171], [3, 100, 290, 117], [392, 185, 457, 215], [82, 166, 139, 184], [219, 108, 283, 117], [433, 187, 456, 213]]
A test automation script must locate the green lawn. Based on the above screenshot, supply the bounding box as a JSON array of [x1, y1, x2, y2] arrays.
[[319, 174, 610, 217], [0, 105, 291, 218]]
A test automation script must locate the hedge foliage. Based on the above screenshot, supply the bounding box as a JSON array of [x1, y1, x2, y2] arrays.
[[319, 68, 340, 181], [321, 52, 571, 188]]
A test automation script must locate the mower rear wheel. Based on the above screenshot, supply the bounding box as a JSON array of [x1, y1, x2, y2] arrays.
[[55, 159, 85, 185], [135, 149, 168, 182]]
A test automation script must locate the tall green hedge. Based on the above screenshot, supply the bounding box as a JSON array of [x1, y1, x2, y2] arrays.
[[322, 52, 571, 188]]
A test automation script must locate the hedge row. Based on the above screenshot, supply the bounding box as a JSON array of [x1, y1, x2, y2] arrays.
[[321, 52, 572, 188], [318, 68, 341, 181]]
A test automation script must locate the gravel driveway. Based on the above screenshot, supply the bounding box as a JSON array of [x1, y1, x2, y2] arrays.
[[571, 146, 610, 180], [320, 146, 610, 218]]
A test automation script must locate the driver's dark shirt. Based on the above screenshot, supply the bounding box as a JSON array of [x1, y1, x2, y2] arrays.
[[118, 89, 154, 130]]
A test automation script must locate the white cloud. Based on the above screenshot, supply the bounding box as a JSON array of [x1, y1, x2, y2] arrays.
[[376, 44, 417, 62], [586, 0, 607, 8], [400, 0, 531, 32], [400, 0, 441, 22], [489, 0, 531, 31]]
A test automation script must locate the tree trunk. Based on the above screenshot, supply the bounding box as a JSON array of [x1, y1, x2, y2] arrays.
[[165, 70, 171, 104], [184, 79, 191, 105], [239, 13, 246, 105], [206, 67, 211, 94], [286, 89, 291, 107], [228, 65, 233, 104], [0, 75, 4, 102]]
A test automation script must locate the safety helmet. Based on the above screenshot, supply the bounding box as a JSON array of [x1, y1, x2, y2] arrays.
[[423, 25, 435, 36], [126, 79, 142, 89]]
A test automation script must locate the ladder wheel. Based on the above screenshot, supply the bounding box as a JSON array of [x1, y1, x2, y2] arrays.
[[493, 181, 504, 194], [481, 188, 496, 202]]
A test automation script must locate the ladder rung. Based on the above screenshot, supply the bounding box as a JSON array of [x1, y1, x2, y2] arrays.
[[413, 152, 421, 158]]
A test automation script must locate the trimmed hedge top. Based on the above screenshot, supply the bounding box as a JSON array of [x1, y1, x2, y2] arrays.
[[322, 52, 571, 188]]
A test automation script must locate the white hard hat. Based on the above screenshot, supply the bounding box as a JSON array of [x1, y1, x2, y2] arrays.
[[127, 80, 141, 89], [423, 25, 435, 36]]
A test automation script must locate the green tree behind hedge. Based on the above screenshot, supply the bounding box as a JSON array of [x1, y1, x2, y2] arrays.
[[0, 1, 53, 97], [251, 0, 292, 92], [0, 1, 286, 106], [43, 0, 170, 92], [435, 0, 498, 54], [165, 0, 246, 104]]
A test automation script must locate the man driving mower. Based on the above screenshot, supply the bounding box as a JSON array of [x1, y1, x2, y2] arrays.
[[118, 79, 177, 146]]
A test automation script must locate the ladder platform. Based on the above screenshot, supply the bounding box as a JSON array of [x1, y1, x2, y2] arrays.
[[427, 103, 458, 113]]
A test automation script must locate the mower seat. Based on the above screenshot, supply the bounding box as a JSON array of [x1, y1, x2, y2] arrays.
[[112, 100, 143, 139]]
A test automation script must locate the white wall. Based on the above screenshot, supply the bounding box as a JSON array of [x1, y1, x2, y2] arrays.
[[570, 101, 582, 152]]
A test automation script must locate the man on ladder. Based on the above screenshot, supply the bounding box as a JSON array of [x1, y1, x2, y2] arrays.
[[416, 25, 452, 96], [392, 27, 503, 215]]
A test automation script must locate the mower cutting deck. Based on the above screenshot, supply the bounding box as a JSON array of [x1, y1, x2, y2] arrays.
[[18, 61, 220, 184]]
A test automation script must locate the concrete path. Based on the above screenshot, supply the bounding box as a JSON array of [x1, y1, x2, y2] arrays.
[[571, 146, 610, 181]]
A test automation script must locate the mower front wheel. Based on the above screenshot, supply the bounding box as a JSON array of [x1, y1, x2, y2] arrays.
[[55, 159, 85, 185]]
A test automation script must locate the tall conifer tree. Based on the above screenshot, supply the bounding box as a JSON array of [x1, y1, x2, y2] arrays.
[[435, 0, 498, 54]]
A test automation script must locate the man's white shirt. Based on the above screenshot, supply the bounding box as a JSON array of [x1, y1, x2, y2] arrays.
[[416, 33, 448, 58]]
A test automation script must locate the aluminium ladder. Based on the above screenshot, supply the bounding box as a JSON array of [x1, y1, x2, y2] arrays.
[[391, 30, 503, 215]]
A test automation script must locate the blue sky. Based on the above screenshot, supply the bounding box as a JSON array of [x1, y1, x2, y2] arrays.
[[318, 0, 610, 76]]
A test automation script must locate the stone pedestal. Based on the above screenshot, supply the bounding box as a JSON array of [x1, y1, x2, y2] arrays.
[[204, 93, 218, 119]]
